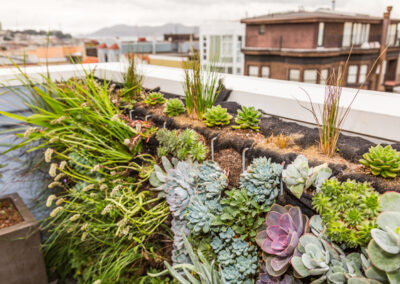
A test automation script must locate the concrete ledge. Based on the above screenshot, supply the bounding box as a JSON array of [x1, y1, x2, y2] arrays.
[[0, 62, 399, 142]]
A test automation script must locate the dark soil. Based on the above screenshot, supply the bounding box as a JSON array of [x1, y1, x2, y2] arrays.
[[0, 198, 23, 229], [214, 148, 243, 188]]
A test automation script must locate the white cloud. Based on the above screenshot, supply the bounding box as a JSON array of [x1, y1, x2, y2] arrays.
[[0, 0, 398, 35]]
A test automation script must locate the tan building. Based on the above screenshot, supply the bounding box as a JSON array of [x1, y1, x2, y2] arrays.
[[241, 7, 400, 91]]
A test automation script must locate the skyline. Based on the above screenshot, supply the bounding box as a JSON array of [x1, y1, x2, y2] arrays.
[[1, 0, 399, 35]]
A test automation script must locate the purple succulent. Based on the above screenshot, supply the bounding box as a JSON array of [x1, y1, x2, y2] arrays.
[[256, 204, 309, 277], [256, 263, 298, 284]]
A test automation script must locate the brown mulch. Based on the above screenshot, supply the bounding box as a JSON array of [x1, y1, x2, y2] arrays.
[[0, 199, 23, 230], [214, 148, 243, 188]]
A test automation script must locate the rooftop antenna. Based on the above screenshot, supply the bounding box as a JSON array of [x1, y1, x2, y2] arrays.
[[332, 0, 336, 11]]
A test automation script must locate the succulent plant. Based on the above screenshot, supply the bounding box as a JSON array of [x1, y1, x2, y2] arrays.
[[256, 204, 309, 277], [149, 233, 225, 284], [210, 236, 224, 253], [367, 191, 400, 282], [195, 161, 227, 201], [359, 144, 400, 178], [282, 155, 332, 199], [217, 249, 236, 266], [236, 254, 259, 278], [203, 105, 233, 127], [256, 264, 299, 284], [291, 234, 338, 278], [232, 106, 262, 131], [240, 157, 283, 204], [156, 128, 208, 162], [143, 92, 167, 105], [219, 227, 236, 243], [185, 197, 213, 235], [313, 179, 380, 248], [164, 98, 185, 117], [221, 265, 243, 283]]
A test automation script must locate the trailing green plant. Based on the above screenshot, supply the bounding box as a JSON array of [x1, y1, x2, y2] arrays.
[[164, 98, 186, 117], [359, 145, 400, 178], [282, 155, 332, 199], [122, 54, 143, 102], [313, 179, 380, 248], [203, 105, 233, 127], [366, 191, 400, 283], [183, 52, 222, 119], [256, 204, 309, 277], [232, 106, 262, 131], [144, 92, 167, 105], [240, 157, 283, 204], [148, 234, 225, 284], [156, 128, 208, 162]]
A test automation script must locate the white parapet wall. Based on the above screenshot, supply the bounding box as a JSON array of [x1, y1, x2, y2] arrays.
[[1, 62, 399, 142]]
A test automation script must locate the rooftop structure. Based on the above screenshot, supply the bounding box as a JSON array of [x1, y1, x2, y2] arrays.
[[241, 7, 400, 91]]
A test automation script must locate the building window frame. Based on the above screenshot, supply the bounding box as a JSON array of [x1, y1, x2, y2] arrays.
[[248, 65, 259, 77], [288, 68, 300, 82], [303, 69, 318, 84], [261, 66, 270, 78], [259, 24, 266, 35], [318, 22, 325, 47], [359, 64, 368, 83], [347, 64, 359, 84], [320, 68, 329, 84]]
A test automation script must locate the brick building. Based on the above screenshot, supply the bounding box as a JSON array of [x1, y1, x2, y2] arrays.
[[241, 7, 400, 90]]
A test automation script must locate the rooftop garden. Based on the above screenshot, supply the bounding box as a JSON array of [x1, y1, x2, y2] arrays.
[[0, 57, 400, 284]]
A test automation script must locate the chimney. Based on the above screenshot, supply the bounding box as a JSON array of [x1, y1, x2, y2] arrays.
[[332, 0, 335, 11], [377, 6, 392, 90]]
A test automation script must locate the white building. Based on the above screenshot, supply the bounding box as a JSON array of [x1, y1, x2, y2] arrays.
[[200, 21, 245, 75]]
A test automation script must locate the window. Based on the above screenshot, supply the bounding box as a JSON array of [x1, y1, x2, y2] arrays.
[[320, 69, 328, 84], [221, 35, 233, 63], [352, 23, 362, 45], [236, 67, 241, 74], [347, 65, 358, 84], [359, 64, 368, 83], [209, 35, 221, 59], [289, 69, 300, 81], [387, 24, 397, 46], [261, 66, 270, 78], [227, 67, 233, 74], [304, 69, 318, 83], [238, 35, 242, 42], [259, 25, 266, 35], [248, 65, 259, 77], [342, 22, 352, 47], [203, 42, 206, 47], [318, 22, 325, 47]]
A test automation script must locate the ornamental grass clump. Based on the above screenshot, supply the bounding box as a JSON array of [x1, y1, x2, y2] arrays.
[[144, 92, 167, 105], [313, 179, 381, 248], [359, 144, 400, 178], [122, 54, 143, 102], [203, 105, 233, 127], [164, 98, 185, 117], [232, 106, 262, 131], [183, 53, 222, 119]]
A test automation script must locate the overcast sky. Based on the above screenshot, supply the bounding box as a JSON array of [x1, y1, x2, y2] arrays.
[[1, 0, 399, 35]]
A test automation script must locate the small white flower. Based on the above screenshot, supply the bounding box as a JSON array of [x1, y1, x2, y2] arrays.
[[24, 127, 38, 138], [90, 193, 97, 198], [101, 204, 113, 215], [69, 214, 80, 222], [110, 185, 123, 197], [44, 148, 54, 163], [82, 184, 95, 192], [123, 138, 130, 145], [50, 206, 64, 217], [49, 137, 59, 143], [81, 223, 88, 231], [46, 194, 57, 207], [81, 232, 88, 241], [59, 160, 67, 170], [90, 165, 101, 173], [54, 173, 65, 181], [55, 198, 65, 206], [122, 226, 130, 235], [100, 184, 108, 191], [49, 163, 58, 177], [48, 181, 62, 189], [93, 280, 101, 284]]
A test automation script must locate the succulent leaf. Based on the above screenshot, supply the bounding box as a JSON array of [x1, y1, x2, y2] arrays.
[[164, 98, 185, 116], [232, 106, 262, 131], [144, 92, 167, 105], [359, 145, 400, 178], [203, 105, 233, 127]]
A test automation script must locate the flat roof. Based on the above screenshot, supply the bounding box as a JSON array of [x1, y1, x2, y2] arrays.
[[241, 10, 400, 24]]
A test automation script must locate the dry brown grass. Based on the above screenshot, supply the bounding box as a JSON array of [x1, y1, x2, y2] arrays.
[[265, 134, 292, 149]]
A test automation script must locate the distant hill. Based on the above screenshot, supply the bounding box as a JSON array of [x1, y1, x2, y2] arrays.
[[87, 23, 198, 37]]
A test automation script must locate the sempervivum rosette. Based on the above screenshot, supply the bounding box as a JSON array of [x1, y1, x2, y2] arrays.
[[256, 204, 309, 277]]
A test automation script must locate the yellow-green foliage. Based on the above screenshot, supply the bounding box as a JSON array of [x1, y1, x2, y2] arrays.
[[203, 105, 232, 127], [360, 145, 400, 178]]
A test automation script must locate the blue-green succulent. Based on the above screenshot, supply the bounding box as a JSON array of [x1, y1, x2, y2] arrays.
[[186, 197, 213, 235], [240, 157, 283, 204]]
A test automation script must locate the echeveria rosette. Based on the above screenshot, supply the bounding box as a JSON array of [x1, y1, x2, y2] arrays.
[[367, 191, 400, 282], [232, 105, 262, 131], [359, 145, 400, 178], [256, 204, 309, 277], [256, 264, 298, 284]]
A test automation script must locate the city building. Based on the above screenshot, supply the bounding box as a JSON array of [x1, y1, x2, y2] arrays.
[[200, 21, 245, 75], [241, 7, 400, 91]]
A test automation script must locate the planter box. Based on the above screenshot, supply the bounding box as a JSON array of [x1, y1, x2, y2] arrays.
[[0, 193, 48, 284]]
